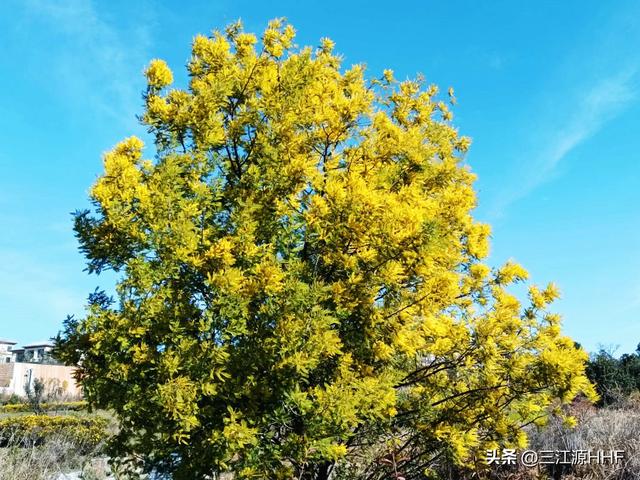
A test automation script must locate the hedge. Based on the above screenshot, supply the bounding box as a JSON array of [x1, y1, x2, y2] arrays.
[[0, 414, 108, 451], [0, 401, 87, 413]]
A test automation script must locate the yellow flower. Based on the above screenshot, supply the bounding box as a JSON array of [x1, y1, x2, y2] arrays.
[[320, 37, 335, 53], [325, 443, 348, 460], [145, 59, 173, 88], [497, 260, 529, 284]]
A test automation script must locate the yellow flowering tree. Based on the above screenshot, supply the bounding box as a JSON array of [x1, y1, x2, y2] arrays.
[[56, 19, 595, 480]]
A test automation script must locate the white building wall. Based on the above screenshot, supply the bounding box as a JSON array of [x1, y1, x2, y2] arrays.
[[0, 344, 16, 364], [0, 362, 81, 398]]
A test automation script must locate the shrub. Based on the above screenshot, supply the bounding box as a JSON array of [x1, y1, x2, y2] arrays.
[[0, 401, 88, 414], [55, 18, 595, 479], [0, 392, 22, 405], [24, 378, 45, 414], [0, 414, 109, 452]]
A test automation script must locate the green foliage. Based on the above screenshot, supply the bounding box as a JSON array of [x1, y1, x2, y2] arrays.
[[55, 19, 595, 480], [24, 378, 45, 415], [0, 393, 22, 406], [586, 345, 640, 406]]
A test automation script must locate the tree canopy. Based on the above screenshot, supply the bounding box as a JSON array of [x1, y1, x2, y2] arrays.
[[586, 345, 640, 406], [56, 19, 596, 480]]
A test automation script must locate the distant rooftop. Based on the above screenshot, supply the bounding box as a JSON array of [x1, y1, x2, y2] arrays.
[[22, 341, 54, 348], [0, 339, 17, 345]]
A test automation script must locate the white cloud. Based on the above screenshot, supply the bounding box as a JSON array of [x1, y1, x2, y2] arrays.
[[489, 69, 637, 217], [547, 71, 636, 169]]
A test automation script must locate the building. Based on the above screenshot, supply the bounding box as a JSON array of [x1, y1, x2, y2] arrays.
[[0, 339, 81, 399], [21, 341, 56, 363], [9, 347, 24, 362], [0, 339, 17, 363]]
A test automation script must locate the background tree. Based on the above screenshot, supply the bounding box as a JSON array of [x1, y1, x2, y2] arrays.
[[55, 19, 596, 480], [24, 378, 45, 415], [586, 345, 640, 406]]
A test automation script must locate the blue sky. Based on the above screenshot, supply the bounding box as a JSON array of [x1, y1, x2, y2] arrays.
[[0, 0, 638, 354]]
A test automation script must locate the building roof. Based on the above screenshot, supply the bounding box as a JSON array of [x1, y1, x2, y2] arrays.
[[0, 339, 17, 345], [22, 341, 54, 348]]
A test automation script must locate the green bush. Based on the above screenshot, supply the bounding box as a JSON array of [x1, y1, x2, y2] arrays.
[[24, 378, 45, 414], [0, 393, 22, 405], [586, 346, 640, 406], [0, 414, 108, 452], [0, 401, 87, 413]]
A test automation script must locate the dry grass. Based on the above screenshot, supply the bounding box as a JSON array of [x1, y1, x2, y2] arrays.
[[523, 402, 640, 480], [0, 436, 109, 480]]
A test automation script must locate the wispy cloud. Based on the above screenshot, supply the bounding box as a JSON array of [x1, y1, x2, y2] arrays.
[[489, 69, 637, 217], [543, 70, 635, 171]]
